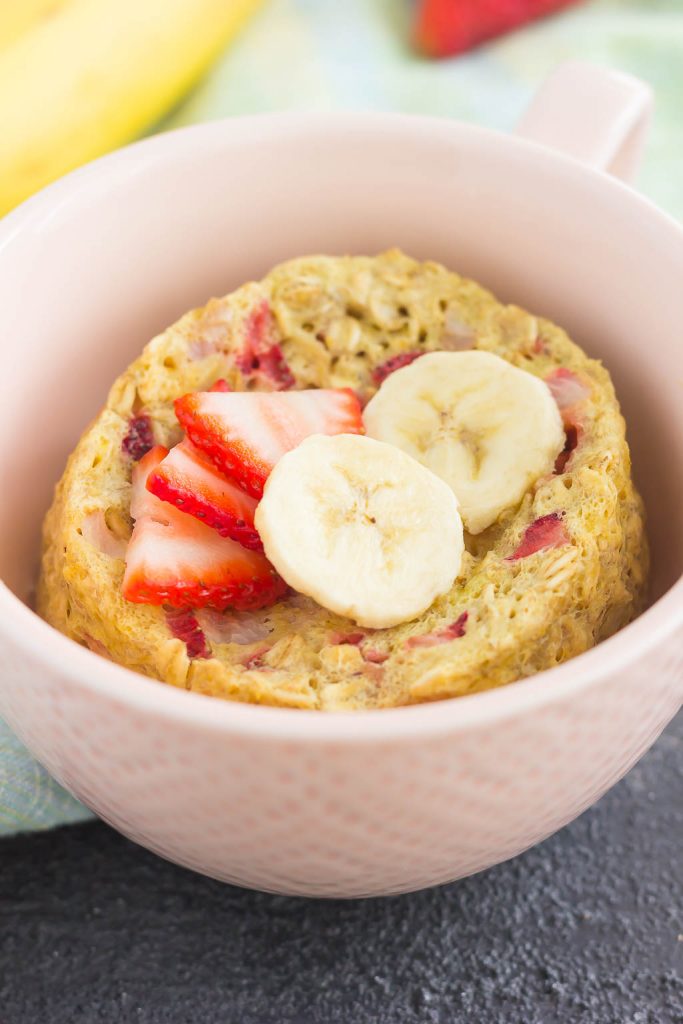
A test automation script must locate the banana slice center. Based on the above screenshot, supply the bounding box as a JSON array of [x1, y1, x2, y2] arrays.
[[414, 396, 501, 479], [318, 468, 416, 571], [255, 434, 464, 629]]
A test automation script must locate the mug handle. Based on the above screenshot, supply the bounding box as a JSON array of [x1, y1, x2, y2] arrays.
[[514, 60, 653, 185]]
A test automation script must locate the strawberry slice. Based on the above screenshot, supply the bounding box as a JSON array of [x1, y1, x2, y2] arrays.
[[175, 388, 365, 498], [545, 368, 590, 416], [235, 301, 295, 391], [554, 424, 579, 475], [121, 414, 155, 461], [165, 607, 211, 660], [122, 446, 286, 610], [545, 368, 588, 473], [507, 512, 569, 561], [414, 0, 579, 58], [405, 612, 469, 649], [146, 439, 262, 551], [372, 351, 425, 385]]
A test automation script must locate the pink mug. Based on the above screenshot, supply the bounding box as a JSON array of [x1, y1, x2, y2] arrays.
[[0, 61, 680, 897]]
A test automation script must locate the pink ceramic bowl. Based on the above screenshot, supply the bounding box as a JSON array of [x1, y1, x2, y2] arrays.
[[0, 63, 681, 897]]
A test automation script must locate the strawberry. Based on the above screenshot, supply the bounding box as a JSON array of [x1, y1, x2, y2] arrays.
[[363, 648, 389, 664], [146, 438, 262, 550], [121, 414, 155, 461], [175, 388, 365, 498], [328, 631, 365, 647], [165, 607, 211, 659], [235, 301, 295, 390], [327, 631, 390, 664], [414, 0, 579, 58], [242, 646, 271, 670], [372, 351, 425, 385], [545, 369, 588, 473], [507, 512, 569, 561], [554, 424, 579, 474], [545, 368, 590, 416], [122, 446, 287, 610], [405, 612, 468, 649]]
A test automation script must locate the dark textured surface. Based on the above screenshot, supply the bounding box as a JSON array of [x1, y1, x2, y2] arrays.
[[0, 713, 681, 1024]]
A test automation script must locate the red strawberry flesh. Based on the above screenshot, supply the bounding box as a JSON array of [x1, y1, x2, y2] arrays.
[[242, 645, 271, 669], [363, 648, 389, 664], [328, 631, 365, 646], [121, 414, 155, 461], [372, 351, 425, 385], [236, 301, 295, 390], [414, 0, 579, 58], [405, 612, 469, 649], [165, 607, 211, 659], [147, 438, 262, 550], [554, 424, 579, 474], [122, 446, 286, 610], [545, 368, 590, 415], [507, 513, 569, 561], [546, 368, 587, 472], [175, 388, 365, 498]]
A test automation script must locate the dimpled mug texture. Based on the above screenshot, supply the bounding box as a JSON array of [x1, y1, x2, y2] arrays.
[[0, 64, 681, 895]]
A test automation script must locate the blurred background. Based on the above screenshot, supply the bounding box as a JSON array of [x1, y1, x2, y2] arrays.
[[1, 0, 682, 223]]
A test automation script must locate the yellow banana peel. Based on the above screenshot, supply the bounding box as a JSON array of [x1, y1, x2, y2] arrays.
[[0, 0, 73, 50], [0, 0, 265, 216]]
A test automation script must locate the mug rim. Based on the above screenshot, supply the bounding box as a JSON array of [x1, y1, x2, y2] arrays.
[[1, 109, 681, 741], [3, 107, 683, 244]]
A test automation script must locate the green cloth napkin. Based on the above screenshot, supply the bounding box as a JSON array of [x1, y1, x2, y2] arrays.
[[2, 0, 681, 836]]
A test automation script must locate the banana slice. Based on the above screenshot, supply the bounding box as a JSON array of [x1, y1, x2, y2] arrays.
[[363, 351, 565, 534], [255, 434, 464, 629]]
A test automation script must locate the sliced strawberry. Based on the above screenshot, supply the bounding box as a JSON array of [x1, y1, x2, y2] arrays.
[[545, 368, 590, 416], [405, 612, 468, 649], [507, 513, 569, 561], [235, 301, 295, 391], [554, 424, 579, 474], [147, 439, 262, 550], [165, 608, 211, 660], [363, 661, 385, 685], [328, 630, 365, 646], [325, 630, 390, 664], [121, 414, 155, 461], [210, 378, 231, 393], [122, 446, 286, 610], [546, 368, 588, 473], [363, 648, 389, 664], [196, 608, 272, 645], [175, 388, 365, 498], [414, 0, 578, 58], [242, 645, 271, 670], [372, 351, 425, 385]]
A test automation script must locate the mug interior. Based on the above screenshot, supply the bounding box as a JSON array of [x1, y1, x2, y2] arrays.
[[0, 115, 681, 626]]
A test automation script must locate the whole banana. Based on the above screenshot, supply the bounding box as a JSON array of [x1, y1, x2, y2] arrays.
[[0, 0, 73, 50], [0, 0, 264, 216]]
